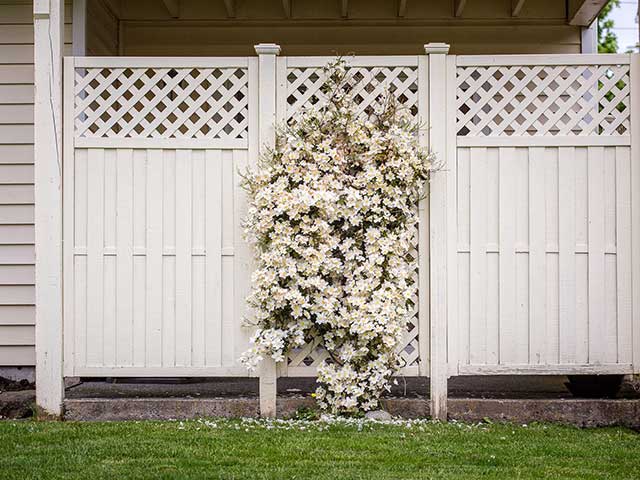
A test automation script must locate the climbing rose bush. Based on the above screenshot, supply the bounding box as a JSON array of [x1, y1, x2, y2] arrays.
[[240, 59, 434, 414]]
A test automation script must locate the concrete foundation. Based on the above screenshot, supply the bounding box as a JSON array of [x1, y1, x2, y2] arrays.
[[59, 376, 640, 427], [0, 367, 35, 383], [62, 396, 640, 428]]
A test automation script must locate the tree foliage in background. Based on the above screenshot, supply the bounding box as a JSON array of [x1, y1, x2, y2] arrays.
[[598, 0, 620, 53]]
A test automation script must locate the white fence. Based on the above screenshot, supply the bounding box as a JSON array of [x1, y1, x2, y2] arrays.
[[61, 47, 640, 417], [446, 54, 638, 376], [63, 57, 258, 377]]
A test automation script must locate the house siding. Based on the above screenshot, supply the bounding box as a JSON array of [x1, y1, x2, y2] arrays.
[[120, 0, 582, 56], [0, 1, 71, 366]]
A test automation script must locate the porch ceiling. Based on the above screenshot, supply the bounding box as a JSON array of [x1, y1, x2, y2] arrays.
[[105, 0, 608, 27]]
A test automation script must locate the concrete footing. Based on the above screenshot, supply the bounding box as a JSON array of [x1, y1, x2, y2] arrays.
[[63, 396, 640, 428]]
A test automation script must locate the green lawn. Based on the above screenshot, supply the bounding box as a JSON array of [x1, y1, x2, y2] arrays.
[[1, 417, 638, 479]]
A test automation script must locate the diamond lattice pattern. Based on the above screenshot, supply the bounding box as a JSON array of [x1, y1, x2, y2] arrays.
[[286, 66, 419, 123], [456, 64, 630, 137], [285, 64, 422, 374], [74, 67, 249, 139]]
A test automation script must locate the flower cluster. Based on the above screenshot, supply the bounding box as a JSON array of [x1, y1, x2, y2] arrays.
[[240, 59, 434, 414]]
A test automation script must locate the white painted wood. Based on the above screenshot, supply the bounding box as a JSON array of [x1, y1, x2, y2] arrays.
[[62, 57, 75, 377], [528, 147, 546, 364], [74, 57, 250, 68], [74, 366, 252, 377], [34, 0, 64, 416], [457, 136, 631, 147], [417, 54, 430, 376], [469, 147, 487, 364], [284, 56, 420, 68], [116, 149, 134, 366], [632, 54, 640, 374], [456, 54, 630, 66], [86, 149, 105, 367], [74, 138, 248, 150], [175, 149, 192, 366], [615, 147, 632, 364], [255, 43, 280, 418], [146, 150, 163, 367], [588, 147, 606, 363], [458, 363, 633, 376], [426, 42, 450, 421], [205, 150, 223, 366], [59, 52, 638, 387]]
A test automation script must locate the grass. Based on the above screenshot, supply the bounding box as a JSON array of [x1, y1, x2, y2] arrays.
[[0, 417, 639, 479]]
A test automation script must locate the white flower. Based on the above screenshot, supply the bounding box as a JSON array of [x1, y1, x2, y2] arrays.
[[240, 58, 434, 414]]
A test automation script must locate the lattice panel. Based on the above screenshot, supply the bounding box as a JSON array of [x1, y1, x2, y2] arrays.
[[285, 66, 419, 123], [74, 67, 249, 139], [285, 226, 421, 374], [456, 64, 631, 136]]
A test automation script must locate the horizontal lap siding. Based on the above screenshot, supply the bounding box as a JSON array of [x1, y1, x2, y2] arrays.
[[66, 148, 251, 376], [0, 1, 71, 365], [455, 146, 633, 371], [121, 25, 581, 56]]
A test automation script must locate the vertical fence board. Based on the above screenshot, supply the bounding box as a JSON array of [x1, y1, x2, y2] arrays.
[[616, 147, 633, 363], [515, 148, 530, 364], [221, 149, 235, 367], [486, 148, 500, 364], [175, 149, 193, 367], [116, 149, 134, 366], [233, 149, 251, 365], [469, 147, 487, 364], [529, 147, 546, 364], [545, 148, 560, 364], [499, 147, 517, 364], [146, 149, 163, 367], [192, 151, 207, 367], [73, 149, 88, 370], [162, 150, 176, 366], [103, 149, 117, 366], [132, 150, 147, 366], [588, 146, 606, 363], [575, 148, 589, 364], [457, 147, 470, 366], [205, 150, 223, 366], [86, 148, 104, 366]]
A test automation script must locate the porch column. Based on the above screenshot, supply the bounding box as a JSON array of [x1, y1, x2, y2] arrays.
[[255, 43, 281, 418], [34, 0, 65, 417], [425, 42, 450, 421]]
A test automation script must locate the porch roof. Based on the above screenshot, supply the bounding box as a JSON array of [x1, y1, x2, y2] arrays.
[[102, 0, 608, 27]]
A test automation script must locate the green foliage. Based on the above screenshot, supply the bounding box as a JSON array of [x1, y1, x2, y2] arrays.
[[598, 0, 620, 53]]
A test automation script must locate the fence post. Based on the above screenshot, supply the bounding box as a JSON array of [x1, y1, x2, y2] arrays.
[[425, 42, 450, 421], [631, 53, 640, 376], [254, 43, 281, 418], [34, 0, 65, 418]]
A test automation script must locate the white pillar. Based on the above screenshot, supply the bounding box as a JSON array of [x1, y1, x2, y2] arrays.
[[254, 43, 281, 418], [631, 54, 640, 376], [34, 0, 64, 417], [581, 20, 597, 54], [425, 42, 450, 421]]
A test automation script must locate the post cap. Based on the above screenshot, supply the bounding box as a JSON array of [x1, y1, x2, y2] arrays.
[[424, 43, 450, 54], [254, 43, 281, 55]]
